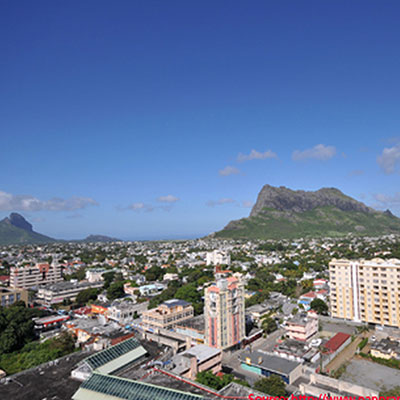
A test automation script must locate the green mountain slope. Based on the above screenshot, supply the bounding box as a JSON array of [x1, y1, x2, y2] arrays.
[[0, 213, 55, 245], [215, 186, 400, 239]]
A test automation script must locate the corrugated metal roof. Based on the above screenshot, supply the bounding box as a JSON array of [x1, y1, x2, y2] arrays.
[[84, 338, 146, 373], [72, 373, 205, 400]]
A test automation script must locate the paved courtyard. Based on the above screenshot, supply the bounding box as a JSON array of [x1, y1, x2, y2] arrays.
[[342, 358, 400, 392]]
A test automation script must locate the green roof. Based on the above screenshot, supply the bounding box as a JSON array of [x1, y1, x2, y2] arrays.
[[84, 338, 146, 373], [73, 373, 204, 400]]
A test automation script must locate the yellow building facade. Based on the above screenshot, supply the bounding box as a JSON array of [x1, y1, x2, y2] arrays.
[[329, 258, 400, 328]]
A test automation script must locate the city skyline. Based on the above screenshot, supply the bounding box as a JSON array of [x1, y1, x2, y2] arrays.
[[1, 1, 400, 239]]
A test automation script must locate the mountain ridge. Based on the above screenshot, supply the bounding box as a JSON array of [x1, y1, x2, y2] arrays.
[[0, 213, 121, 245], [216, 185, 400, 239]]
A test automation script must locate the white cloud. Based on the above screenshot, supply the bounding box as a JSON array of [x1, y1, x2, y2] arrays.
[[377, 144, 400, 174], [157, 195, 179, 203], [237, 149, 277, 162], [127, 202, 154, 212], [207, 198, 236, 207], [219, 166, 240, 176], [242, 200, 254, 208], [373, 193, 400, 208], [292, 144, 336, 161], [0, 190, 98, 212]]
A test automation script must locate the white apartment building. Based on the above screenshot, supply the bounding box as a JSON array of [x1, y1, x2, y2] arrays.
[[10, 263, 63, 289], [329, 258, 400, 328], [206, 250, 231, 266], [37, 280, 103, 305]]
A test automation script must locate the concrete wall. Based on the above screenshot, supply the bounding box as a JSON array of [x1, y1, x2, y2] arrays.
[[302, 373, 379, 397], [322, 336, 352, 368]]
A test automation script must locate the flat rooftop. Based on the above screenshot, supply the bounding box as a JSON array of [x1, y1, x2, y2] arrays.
[[176, 315, 205, 331], [182, 345, 221, 363], [241, 350, 301, 375], [0, 351, 90, 400]]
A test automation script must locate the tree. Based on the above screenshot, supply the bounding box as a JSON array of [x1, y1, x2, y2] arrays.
[[102, 271, 116, 289], [107, 281, 125, 301], [261, 317, 277, 334], [145, 265, 163, 281], [310, 298, 329, 315], [76, 288, 99, 305], [254, 375, 287, 397], [175, 283, 203, 314], [196, 371, 234, 390]]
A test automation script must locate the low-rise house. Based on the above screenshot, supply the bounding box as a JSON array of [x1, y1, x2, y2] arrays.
[[168, 344, 222, 380], [246, 303, 271, 326], [273, 339, 320, 363], [139, 283, 165, 296], [163, 273, 179, 281], [313, 279, 328, 289], [370, 338, 400, 360], [298, 291, 317, 310], [107, 299, 149, 326], [240, 350, 303, 385], [285, 311, 318, 341], [85, 268, 107, 282]]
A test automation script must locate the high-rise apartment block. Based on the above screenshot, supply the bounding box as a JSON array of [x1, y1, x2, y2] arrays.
[[205, 273, 245, 349], [329, 258, 400, 328], [10, 263, 63, 289]]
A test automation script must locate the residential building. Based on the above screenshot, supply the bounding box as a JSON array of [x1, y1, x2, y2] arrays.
[[0, 287, 28, 306], [175, 315, 205, 345], [168, 344, 222, 380], [285, 311, 318, 341], [139, 283, 165, 296], [204, 273, 245, 349], [298, 291, 317, 310], [370, 338, 400, 360], [329, 258, 400, 328], [37, 280, 103, 305], [85, 268, 106, 282], [10, 263, 63, 289], [206, 250, 230, 266], [163, 273, 179, 281], [273, 339, 320, 363], [141, 299, 194, 331], [240, 351, 303, 385], [107, 300, 149, 325]]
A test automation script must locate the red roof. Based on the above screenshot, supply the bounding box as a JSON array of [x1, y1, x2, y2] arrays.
[[0, 275, 10, 282], [301, 291, 317, 298], [323, 332, 351, 353]]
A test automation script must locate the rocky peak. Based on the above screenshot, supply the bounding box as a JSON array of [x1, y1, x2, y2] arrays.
[[250, 185, 372, 217], [5, 213, 33, 231]]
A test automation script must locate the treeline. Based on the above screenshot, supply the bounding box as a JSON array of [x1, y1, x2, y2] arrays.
[[0, 302, 76, 375], [0, 331, 76, 375]]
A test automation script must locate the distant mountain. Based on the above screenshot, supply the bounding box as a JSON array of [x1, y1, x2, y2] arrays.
[[80, 234, 121, 243], [215, 185, 400, 239], [0, 213, 56, 245]]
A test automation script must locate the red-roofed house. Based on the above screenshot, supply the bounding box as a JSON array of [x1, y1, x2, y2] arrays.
[[322, 332, 351, 354]]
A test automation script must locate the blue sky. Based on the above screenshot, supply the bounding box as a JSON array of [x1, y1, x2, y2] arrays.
[[1, 1, 400, 240]]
